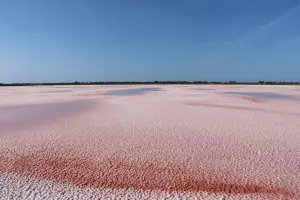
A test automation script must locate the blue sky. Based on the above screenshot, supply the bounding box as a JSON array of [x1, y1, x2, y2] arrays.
[[0, 0, 300, 83]]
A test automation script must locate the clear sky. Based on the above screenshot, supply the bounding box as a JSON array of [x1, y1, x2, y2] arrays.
[[0, 0, 300, 83]]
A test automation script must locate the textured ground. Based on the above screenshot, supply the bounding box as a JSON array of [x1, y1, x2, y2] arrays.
[[0, 85, 300, 200]]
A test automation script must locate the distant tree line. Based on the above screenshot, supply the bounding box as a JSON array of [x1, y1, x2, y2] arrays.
[[1, 81, 300, 86]]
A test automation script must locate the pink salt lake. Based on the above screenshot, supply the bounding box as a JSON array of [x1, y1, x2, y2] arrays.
[[0, 85, 300, 200]]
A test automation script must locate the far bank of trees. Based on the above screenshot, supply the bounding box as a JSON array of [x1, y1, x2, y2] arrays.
[[1, 81, 300, 86]]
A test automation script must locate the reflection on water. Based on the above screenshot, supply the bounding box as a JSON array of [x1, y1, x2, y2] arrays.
[[104, 87, 161, 96], [38, 90, 72, 93], [0, 100, 94, 134], [191, 88, 215, 91], [228, 92, 300, 101]]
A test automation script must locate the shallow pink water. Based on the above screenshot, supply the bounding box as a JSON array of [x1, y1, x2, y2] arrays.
[[0, 100, 94, 135]]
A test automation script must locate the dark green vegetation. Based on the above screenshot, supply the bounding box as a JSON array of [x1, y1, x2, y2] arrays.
[[0, 81, 300, 86]]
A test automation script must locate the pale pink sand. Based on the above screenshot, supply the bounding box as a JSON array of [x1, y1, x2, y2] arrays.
[[0, 85, 300, 199]]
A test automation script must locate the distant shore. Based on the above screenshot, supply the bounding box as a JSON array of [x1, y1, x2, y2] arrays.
[[1, 81, 300, 86]]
